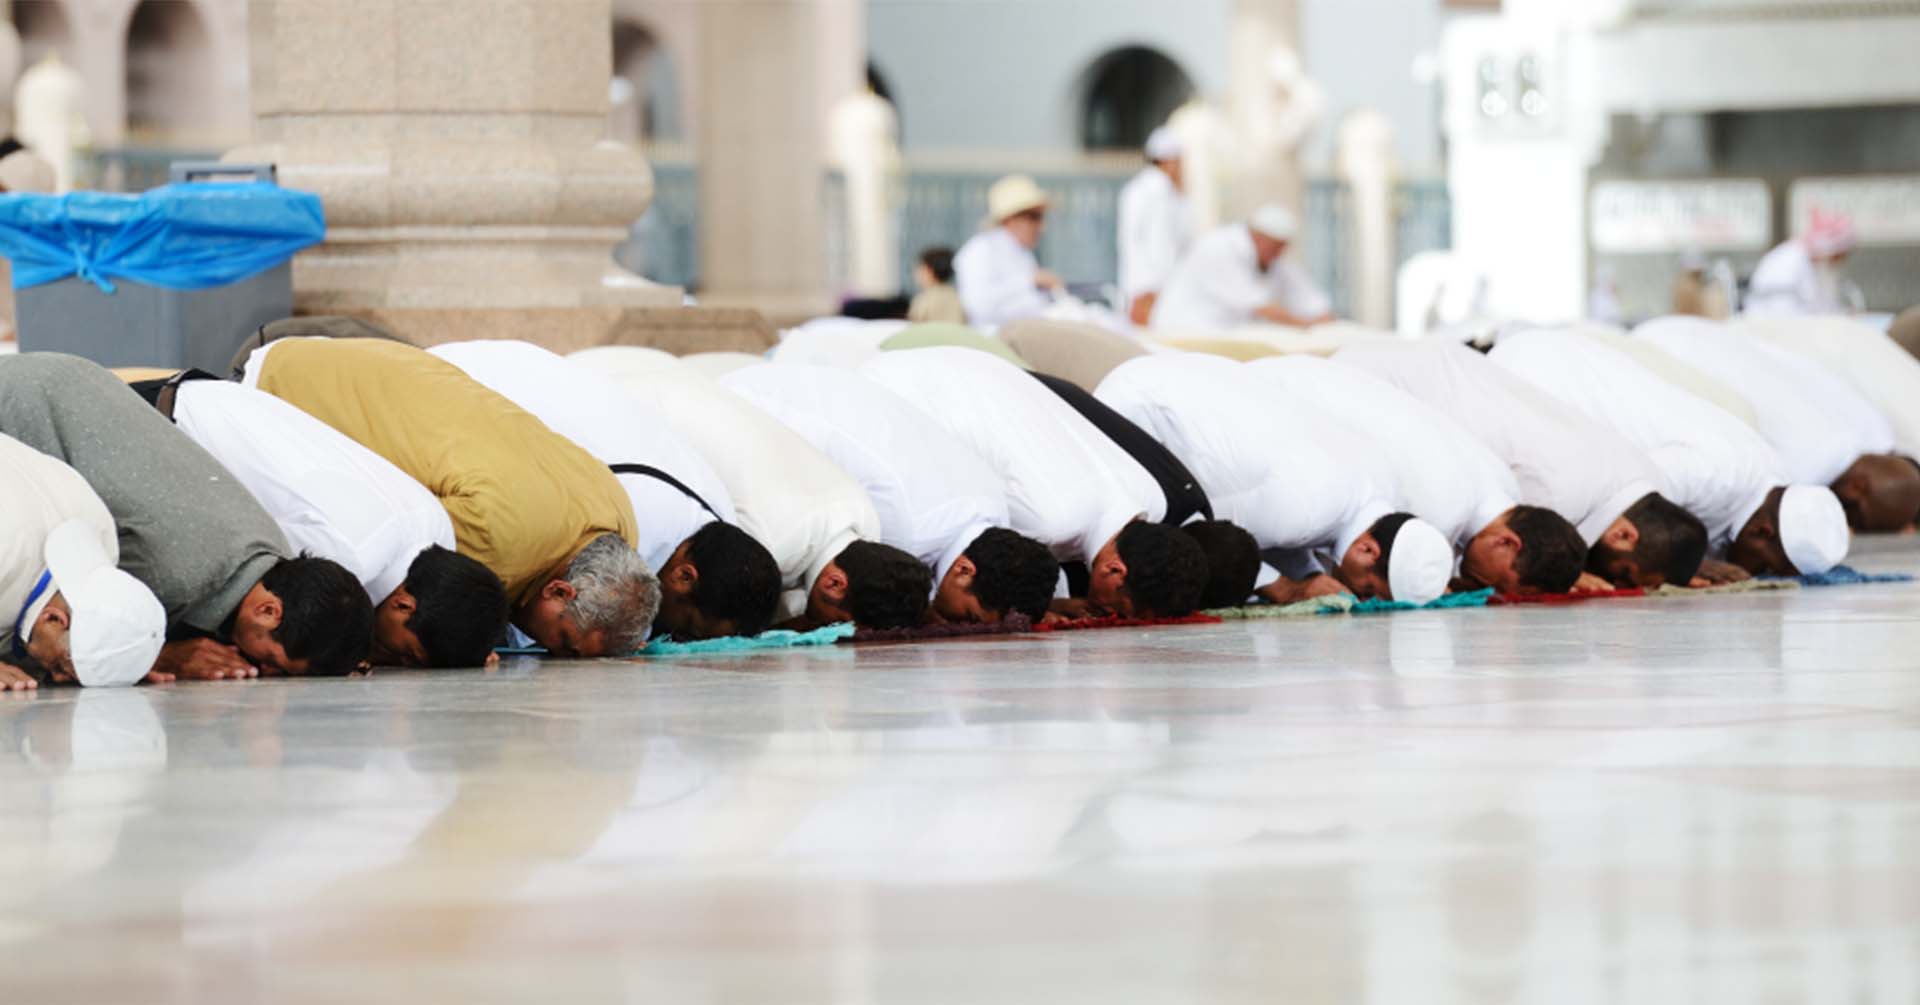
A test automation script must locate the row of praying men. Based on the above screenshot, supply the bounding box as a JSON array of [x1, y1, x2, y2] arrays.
[[4, 309, 1915, 689]]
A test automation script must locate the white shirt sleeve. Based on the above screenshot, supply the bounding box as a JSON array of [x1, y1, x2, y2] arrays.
[[1269, 261, 1333, 320]]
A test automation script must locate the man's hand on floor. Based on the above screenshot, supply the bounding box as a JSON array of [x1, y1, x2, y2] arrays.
[[1572, 572, 1614, 594], [1691, 558, 1753, 588], [0, 660, 39, 692], [153, 639, 258, 681]]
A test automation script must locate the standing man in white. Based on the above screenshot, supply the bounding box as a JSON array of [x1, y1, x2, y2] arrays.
[[1117, 127, 1193, 327], [953, 175, 1062, 328]]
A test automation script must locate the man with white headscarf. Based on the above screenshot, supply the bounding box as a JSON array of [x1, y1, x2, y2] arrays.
[[1490, 328, 1851, 579], [953, 174, 1062, 328], [1096, 353, 1455, 605], [1150, 205, 1332, 331], [1117, 127, 1193, 326], [1745, 211, 1859, 317]]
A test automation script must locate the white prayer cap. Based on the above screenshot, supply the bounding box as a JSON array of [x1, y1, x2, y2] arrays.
[[987, 174, 1050, 224], [39, 521, 166, 687], [1779, 485, 1849, 576], [1388, 518, 1453, 606], [1678, 248, 1707, 272], [1144, 127, 1184, 162], [1248, 204, 1298, 242]]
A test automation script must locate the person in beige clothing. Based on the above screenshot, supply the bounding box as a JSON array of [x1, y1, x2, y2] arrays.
[[907, 246, 965, 324]]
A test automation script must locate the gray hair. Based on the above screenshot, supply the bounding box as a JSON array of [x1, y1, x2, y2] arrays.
[[563, 533, 661, 655]]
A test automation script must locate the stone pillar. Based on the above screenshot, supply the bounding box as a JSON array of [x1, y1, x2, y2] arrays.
[[231, 0, 683, 350], [1337, 108, 1395, 329], [1223, 0, 1320, 220], [692, 0, 862, 321]]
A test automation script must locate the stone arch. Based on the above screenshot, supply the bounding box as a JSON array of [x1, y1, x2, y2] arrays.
[[611, 15, 684, 144], [122, 0, 219, 143], [1075, 45, 1196, 152]]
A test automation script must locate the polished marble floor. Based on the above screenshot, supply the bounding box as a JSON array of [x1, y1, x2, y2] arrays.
[[5, 542, 1920, 1004]]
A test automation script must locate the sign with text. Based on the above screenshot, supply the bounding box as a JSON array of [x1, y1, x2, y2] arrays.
[[1589, 179, 1771, 253], [1789, 176, 1920, 245]]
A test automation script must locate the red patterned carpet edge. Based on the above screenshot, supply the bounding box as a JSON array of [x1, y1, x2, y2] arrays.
[[1490, 587, 1647, 606], [1030, 613, 1224, 632]]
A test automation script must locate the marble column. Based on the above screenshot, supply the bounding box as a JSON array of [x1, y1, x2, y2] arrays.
[[1223, 0, 1317, 219], [230, 0, 685, 351], [691, 0, 862, 321]]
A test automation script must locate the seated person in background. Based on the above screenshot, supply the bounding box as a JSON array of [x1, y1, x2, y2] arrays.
[[1097, 353, 1453, 605], [1637, 316, 1915, 532], [1335, 340, 1707, 589], [1, 434, 166, 689], [0, 354, 371, 679], [1491, 328, 1852, 580], [955, 175, 1062, 328], [240, 337, 652, 658], [860, 347, 1208, 619], [907, 247, 965, 325], [1240, 355, 1587, 595], [571, 348, 922, 634], [721, 362, 1058, 625], [1151, 205, 1333, 331], [128, 372, 508, 668]]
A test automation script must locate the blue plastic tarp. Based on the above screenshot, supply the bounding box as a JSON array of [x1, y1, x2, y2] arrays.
[[0, 182, 325, 292]]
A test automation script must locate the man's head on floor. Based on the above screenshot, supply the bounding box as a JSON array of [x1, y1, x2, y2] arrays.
[[1088, 521, 1208, 619], [371, 546, 509, 669], [1588, 493, 1708, 589], [1334, 513, 1452, 604], [932, 528, 1057, 624], [654, 522, 782, 641], [230, 555, 375, 676], [1461, 505, 1587, 596], [1180, 520, 1260, 609], [1731, 485, 1850, 577], [514, 534, 659, 658], [1831, 454, 1920, 532], [15, 522, 165, 687], [808, 541, 933, 630]]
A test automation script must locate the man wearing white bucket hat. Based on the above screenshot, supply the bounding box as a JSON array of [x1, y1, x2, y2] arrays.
[[953, 174, 1063, 328], [1, 434, 166, 689], [1149, 204, 1333, 331], [1117, 127, 1193, 326]]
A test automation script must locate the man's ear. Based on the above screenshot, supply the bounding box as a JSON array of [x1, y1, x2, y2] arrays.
[[41, 602, 70, 632], [1498, 529, 1523, 554], [387, 588, 417, 615], [950, 555, 976, 586], [1609, 520, 1639, 550], [1354, 535, 1381, 564], [543, 579, 578, 603], [823, 566, 850, 602], [254, 591, 285, 630], [1101, 552, 1129, 582]]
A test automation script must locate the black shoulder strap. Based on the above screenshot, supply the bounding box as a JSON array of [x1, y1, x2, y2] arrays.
[[609, 463, 722, 521]]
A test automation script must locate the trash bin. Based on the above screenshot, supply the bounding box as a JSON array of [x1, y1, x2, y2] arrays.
[[0, 164, 325, 373]]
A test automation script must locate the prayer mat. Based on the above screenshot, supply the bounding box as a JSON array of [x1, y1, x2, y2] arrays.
[[1649, 578, 1799, 598], [852, 615, 1037, 644], [641, 622, 857, 655], [1206, 588, 1494, 620], [1347, 588, 1494, 614], [1029, 613, 1224, 632], [1783, 565, 1914, 587], [1490, 587, 1646, 606]]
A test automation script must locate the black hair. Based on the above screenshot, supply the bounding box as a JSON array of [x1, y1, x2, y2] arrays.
[[402, 545, 509, 668], [835, 541, 933, 629], [1114, 521, 1208, 618], [1601, 492, 1708, 586], [1180, 520, 1260, 608], [686, 521, 782, 637], [1507, 505, 1586, 593], [260, 555, 375, 677], [919, 247, 955, 284], [1367, 512, 1416, 567], [962, 528, 1057, 621]]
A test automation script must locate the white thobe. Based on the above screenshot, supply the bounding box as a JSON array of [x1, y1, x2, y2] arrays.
[[1334, 341, 1661, 546], [720, 363, 1009, 587], [1151, 224, 1330, 331], [1095, 354, 1396, 576], [172, 381, 454, 603], [430, 340, 738, 576], [1737, 316, 1920, 460], [1635, 316, 1895, 485], [568, 348, 881, 614], [953, 227, 1051, 328], [1, 434, 119, 653], [1489, 329, 1784, 548], [1241, 355, 1519, 550], [1745, 239, 1844, 317], [858, 347, 1163, 565], [1117, 167, 1192, 305]]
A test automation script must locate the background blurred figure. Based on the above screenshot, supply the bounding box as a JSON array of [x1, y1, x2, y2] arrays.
[[954, 175, 1061, 328], [1746, 210, 1860, 317], [1118, 127, 1192, 326], [907, 247, 964, 324], [1152, 204, 1331, 330], [1671, 250, 1732, 319]]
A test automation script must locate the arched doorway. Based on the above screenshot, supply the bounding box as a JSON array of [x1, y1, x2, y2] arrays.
[[13, 0, 74, 68], [611, 17, 684, 145], [124, 0, 219, 144], [1077, 46, 1196, 151]]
